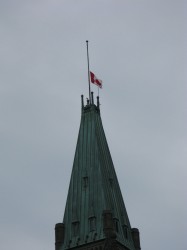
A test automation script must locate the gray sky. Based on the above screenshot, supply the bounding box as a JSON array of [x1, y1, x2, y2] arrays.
[[0, 1, 187, 250]]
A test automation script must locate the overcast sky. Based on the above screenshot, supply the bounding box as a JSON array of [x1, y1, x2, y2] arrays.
[[0, 1, 187, 250]]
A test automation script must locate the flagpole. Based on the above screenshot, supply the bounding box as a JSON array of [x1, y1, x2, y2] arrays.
[[86, 40, 91, 103]]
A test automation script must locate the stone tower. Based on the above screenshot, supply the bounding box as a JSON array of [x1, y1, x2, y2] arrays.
[[55, 94, 141, 250]]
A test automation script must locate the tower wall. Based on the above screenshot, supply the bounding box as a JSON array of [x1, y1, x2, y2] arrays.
[[55, 97, 141, 250]]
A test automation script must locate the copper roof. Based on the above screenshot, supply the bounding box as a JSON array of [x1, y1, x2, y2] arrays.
[[62, 96, 136, 250]]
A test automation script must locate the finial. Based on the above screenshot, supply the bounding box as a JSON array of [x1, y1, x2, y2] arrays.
[[91, 92, 94, 104], [81, 95, 84, 109], [97, 96, 100, 108]]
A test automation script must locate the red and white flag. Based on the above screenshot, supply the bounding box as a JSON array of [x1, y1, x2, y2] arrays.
[[90, 71, 102, 88]]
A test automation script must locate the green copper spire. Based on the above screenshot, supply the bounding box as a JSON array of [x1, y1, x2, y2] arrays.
[[55, 95, 140, 250]]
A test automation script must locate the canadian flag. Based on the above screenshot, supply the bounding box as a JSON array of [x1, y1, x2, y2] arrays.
[[90, 71, 102, 88]]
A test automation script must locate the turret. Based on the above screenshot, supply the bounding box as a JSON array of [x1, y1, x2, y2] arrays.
[[55, 223, 64, 250], [131, 228, 141, 250]]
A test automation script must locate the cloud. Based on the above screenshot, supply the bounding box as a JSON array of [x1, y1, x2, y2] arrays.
[[0, 1, 186, 250]]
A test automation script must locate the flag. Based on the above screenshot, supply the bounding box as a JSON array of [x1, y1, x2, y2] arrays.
[[90, 71, 102, 88]]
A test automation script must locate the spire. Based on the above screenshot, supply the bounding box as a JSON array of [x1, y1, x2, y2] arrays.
[[55, 95, 140, 250]]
